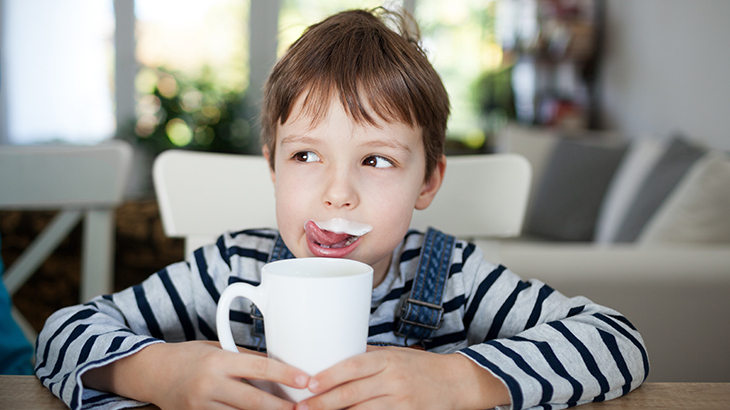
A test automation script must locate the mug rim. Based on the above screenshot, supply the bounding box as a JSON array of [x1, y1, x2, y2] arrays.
[[262, 257, 373, 279]]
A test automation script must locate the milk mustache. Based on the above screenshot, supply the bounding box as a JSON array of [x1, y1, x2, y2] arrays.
[[309, 218, 373, 236]]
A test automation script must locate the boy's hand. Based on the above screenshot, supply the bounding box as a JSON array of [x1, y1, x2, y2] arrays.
[[82, 340, 310, 410], [295, 345, 510, 410]]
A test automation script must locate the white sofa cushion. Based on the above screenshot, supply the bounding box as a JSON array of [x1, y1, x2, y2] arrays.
[[613, 137, 707, 242], [594, 137, 667, 244], [639, 151, 730, 244]]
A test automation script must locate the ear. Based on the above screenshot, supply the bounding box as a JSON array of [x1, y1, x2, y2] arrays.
[[415, 155, 447, 210], [262, 145, 276, 184]]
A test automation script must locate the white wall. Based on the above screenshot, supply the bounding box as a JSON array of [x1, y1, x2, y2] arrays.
[[598, 0, 730, 150]]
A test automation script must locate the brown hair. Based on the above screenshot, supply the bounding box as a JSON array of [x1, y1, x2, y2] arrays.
[[260, 8, 450, 180]]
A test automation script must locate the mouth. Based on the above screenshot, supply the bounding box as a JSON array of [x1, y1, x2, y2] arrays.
[[304, 219, 372, 257], [314, 235, 360, 249]]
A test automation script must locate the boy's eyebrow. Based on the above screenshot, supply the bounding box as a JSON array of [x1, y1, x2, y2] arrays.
[[279, 134, 413, 155], [360, 139, 412, 155], [279, 134, 319, 147]]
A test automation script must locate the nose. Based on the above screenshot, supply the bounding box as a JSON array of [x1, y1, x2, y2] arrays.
[[323, 167, 359, 209]]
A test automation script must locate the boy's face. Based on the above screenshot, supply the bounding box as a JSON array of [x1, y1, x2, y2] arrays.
[[264, 95, 444, 286]]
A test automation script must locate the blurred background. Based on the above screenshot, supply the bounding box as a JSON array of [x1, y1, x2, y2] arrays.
[[1, 0, 729, 356], [3, 0, 729, 180]]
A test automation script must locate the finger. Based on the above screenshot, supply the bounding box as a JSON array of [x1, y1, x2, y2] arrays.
[[344, 396, 397, 410], [307, 352, 385, 394], [299, 376, 386, 410], [203, 402, 245, 410], [205, 398, 260, 410], [227, 354, 310, 389], [237, 347, 268, 358], [204, 341, 267, 359], [215, 377, 296, 410]]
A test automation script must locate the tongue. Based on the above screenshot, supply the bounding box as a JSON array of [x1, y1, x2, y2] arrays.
[[305, 220, 351, 247]]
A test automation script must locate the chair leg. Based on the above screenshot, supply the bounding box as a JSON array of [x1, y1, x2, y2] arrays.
[[80, 209, 115, 302], [3, 210, 82, 296]]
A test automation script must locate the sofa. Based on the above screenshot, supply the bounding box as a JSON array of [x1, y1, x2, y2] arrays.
[[475, 125, 730, 383]]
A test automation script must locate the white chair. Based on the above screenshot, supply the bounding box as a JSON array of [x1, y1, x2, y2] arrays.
[[0, 140, 133, 340], [153, 150, 531, 260], [153, 151, 279, 257]]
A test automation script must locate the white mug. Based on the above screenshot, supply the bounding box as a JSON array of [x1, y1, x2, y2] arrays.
[[216, 257, 373, 402]]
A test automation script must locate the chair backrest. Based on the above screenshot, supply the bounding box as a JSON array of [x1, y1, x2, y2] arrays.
[[0, 140, 133, 341], [410, 154, 531, 238], [153, 151, 278, 256], [0, 140, 133, 209], [153, 150, 531, 256]]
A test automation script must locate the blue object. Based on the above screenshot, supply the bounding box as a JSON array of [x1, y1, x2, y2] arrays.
[[395, 227, 455, 342], [0, 233, 35, 375]]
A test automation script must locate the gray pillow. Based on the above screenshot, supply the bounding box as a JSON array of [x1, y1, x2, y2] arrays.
[[525, 138, 628, 241], [614, 137, 707, 242]]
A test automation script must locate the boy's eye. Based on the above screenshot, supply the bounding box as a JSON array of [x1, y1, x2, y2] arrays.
[[363, 155, 393, 168], [293, 151, 320, 163]]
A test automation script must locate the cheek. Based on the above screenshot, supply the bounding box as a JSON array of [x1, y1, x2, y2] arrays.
[[368, 170, 423, 200], [273, 170, 306, 228], [362, 177, 421, 223]]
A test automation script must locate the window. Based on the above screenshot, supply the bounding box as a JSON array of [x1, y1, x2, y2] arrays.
[[2, 0, 115, 145], [135, 0, 248, 95], [132, 0, 252, 152], [415, 0, 503, 148], [1, 0, 505, 152]]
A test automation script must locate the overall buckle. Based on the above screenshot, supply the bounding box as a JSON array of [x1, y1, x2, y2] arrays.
[[394, 298, 444, 342]]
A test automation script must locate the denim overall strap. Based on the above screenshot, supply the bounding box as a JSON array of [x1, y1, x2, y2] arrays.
[[250, 234, 295, 338], [395, 227, 456, 343], [269, 234, 295, 262]]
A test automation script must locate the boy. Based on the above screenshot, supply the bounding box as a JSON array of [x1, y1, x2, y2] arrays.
[[36, 8, 648, 410]]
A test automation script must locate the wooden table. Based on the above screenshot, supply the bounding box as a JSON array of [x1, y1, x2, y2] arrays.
[[1, 376, 729, 409], [0, 375, 158, 410], [579, 383, 730, 409]]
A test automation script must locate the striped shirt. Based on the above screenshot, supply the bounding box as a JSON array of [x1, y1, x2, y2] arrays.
[[35, 229, 648, 410]]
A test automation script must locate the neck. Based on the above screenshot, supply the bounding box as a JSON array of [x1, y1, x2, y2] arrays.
[[370, 253, 393, 288]]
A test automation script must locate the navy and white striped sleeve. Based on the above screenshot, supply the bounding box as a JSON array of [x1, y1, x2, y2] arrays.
[[34, 230, 254, 410], [457, 246, 649, 410]]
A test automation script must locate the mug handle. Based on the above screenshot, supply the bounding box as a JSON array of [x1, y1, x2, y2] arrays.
[[216, 282, 266, 352]]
